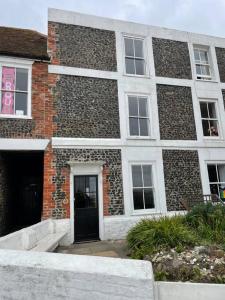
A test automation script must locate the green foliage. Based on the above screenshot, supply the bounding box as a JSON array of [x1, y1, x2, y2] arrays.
[[185, 203, 225, 246], [127, 216, 197, 259]]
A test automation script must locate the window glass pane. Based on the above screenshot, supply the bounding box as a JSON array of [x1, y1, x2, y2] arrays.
[[15, 92, 27, 115], [200, 50, 208, 64], [209, 120, 218, 136], [124, 38, 134, 57], [128, 96, 138, 116], [138, 98, 148, 117], [144, 188, 155, 209], [202, 120, 210, 136], [129, 117, 139, 136], [75, 176, 85, 193], [208, 102, 217, 119], [208, 165, 218, 182], [16, 68, 28, 91], [133, 189, 144, 209], [196, 65, 201, 75], [125, 58, 135, 74], [135, 59, 145, 75], [134, 39, 144, 58], [87, 193, 97, 208], [2, 66, 15, 91], [139, 118, 149, 136], [217, 165, 225, 182], [88, 176, 96, 193], [142, 165, 152, 187], [194, 49, 200, 62], [219, 184, 225, 200], [210, 183, 219, 196], [1, 91, 14, 114], [201, 65, 210, 76], [132, 165, 143, 187], [200, 102, 208, 118]]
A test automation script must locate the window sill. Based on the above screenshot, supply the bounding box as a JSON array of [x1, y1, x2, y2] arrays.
[[131, 210, 160, 216], [0, 114, 32, 120], [203, 136, 222, 140], [195, 79, 218, 83], [127, 136, 156, 141], [123, 73, 150, 79]]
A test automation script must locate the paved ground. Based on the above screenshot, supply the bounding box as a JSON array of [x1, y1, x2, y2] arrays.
[[55, 240, 129, 258]]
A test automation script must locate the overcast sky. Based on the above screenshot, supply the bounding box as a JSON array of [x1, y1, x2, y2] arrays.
[[0, 0, 225, 37]]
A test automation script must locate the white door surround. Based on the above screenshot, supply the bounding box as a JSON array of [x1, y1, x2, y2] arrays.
[[69, 162, 104, 243]]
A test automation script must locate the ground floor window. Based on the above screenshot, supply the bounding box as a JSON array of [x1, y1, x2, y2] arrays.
[[131, 164, 155, 210], [207, 163, 225, 200]]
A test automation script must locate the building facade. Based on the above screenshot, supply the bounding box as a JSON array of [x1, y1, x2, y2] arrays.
[[0, 27, 50, 235], [1, 9, 225, 243], [45, 8, 225, 242]]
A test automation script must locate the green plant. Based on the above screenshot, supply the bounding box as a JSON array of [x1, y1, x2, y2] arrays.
[[127, 216, 197, 259], [185, 203, 225, 245]]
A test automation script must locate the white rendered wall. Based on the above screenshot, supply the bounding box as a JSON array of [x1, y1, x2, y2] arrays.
[[0, 249, 154, 300]]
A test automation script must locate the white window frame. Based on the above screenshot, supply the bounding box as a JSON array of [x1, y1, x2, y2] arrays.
[[193, 46, 212, 81], [0, 57, 32, 119], [123, 35, 148, 77], [130, 162, 157, 214], [207, 162, 225, 199], [199, 99, 221, 139], [127, 94, 152, 139]]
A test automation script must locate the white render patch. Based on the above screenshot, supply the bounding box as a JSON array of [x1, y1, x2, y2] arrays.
[[48, 8, 225, 47], [0, 219, 70, 251], [0, 138, 49, 150], [155, 281, 225, 300], [0, 249, 154, 300]]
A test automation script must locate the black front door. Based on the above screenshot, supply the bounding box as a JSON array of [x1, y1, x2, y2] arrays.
[[74, 175, 99, 242]]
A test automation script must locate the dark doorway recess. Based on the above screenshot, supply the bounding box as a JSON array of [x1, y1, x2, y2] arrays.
[[74, 175, 99, 242], [3, 151, 44, 233]]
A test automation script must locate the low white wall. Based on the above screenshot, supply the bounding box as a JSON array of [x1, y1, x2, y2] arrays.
[[155, 282, 225, 300], [0, 218, 70, 250], [103, 211, 186, 240], [0, 249, 154, 300]]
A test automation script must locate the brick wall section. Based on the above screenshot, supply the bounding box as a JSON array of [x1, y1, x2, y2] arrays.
[[0, 61, 48, 138], [157, 84, 197, 140], [0, 154, 10, 236], [163, 150, 203, 211], [53, 75, 120, 138], [152, 38, 192, 79], [216, 47, 225, 83], [43, 149, 124, 219], [48, 21, 117, 71]]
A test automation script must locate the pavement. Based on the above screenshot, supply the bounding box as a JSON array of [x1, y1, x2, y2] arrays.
[[55, 240, 129, 258]]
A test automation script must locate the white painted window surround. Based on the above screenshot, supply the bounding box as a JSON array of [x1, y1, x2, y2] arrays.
[[199, 99, 221, 139], [0, 57, 33, 119], [123, 35, 149, 77], [127, 94, 151, 138]]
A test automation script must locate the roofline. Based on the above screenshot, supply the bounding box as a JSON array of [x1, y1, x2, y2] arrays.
[[48, 7, 225, 46], [0, 52, 50, 62]]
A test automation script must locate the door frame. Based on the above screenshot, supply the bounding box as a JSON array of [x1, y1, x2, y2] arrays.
[[69, 162, 104, 243]]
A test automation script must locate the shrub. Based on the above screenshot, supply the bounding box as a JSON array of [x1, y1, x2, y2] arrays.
[[127, 216, 197, 259], [185, 203, 225, 246]]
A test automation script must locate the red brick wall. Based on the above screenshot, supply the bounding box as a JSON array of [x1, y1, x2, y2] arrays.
[[0, 61, 49, 139]]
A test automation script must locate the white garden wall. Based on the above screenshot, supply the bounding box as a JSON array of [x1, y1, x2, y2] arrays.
[[0, 249, 154, 300]]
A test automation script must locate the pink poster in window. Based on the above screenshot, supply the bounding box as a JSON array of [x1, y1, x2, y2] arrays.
[[1, 67, 15, 114]]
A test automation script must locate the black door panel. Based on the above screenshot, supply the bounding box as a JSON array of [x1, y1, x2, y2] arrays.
[[74, 175, 99, 242]]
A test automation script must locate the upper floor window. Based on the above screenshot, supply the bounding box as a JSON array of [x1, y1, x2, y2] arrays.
[[131, 164, 155, 210], [0, 64, 31, 118], [128, 95, 150, 137], [207, 163, 225, 201], [124, 37, 145, 76], [194, 46, 212, 80], [200, 100, 219, 137]]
